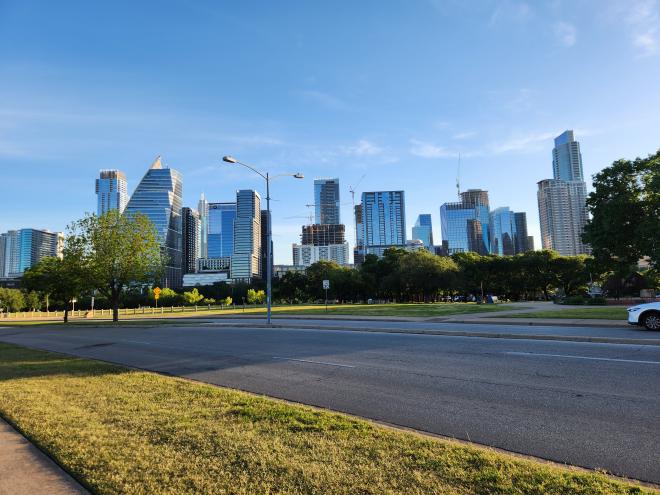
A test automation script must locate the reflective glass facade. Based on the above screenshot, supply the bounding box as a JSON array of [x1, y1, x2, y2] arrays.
[[125, 157, 183, 288], [208, 202, 236, 258], [440, 190, 490, 255], [0, 228, 63, 278], [181, 207, 200, 275], [198, 193, 209, 258], [95, 170, 128, 216], [314, 178, 340, 224], [361, 191, 406, 257], [552, 130, 584, 181], [411, 214, 433, 249], [230, 190, 261, 280], [489, 207, 516, 256]]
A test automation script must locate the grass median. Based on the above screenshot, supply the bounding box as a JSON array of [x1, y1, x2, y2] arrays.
[[0, 343, 653, 494], [504, 307, 628, 320]]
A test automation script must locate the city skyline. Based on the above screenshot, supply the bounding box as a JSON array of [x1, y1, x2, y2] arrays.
[[1, 1, 659, 264]]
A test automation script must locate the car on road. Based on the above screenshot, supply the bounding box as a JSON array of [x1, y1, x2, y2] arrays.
[[628, 301, 660, 330]]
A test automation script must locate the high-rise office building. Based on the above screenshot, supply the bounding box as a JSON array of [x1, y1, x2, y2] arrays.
[[0, 229, 63, 278], [95, 170, 128, 216], [552, 130, 584, 181], [537, 179, 590, 256], [208, 202, 237, 258], [360, 191, 406, 257], [353, 204, 365, 265], [230, 189, 262, 281], [411, 214, 434, 249], [314, 178, 340, 224], [440, 189, 490, 255], [513, 212, 531, 253], [537, 130, 590, 256], [125, 156, 183, 288], [198, 193, 209, 259], [181, 207, 200, 275], [489, 207, 516, 256]]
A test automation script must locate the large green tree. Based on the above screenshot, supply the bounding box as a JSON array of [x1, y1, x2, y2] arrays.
[[70, 211, 163, 322], [583, 151, 660, 270]]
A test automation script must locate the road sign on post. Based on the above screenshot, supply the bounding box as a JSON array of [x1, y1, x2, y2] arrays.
[[323, 280, 330, 313], [154, 287, 161, 308]]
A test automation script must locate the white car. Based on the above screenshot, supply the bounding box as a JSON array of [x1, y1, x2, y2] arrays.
[[627, 302, 660, 330]]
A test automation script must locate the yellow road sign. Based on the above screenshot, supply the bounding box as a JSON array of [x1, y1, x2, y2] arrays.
[[153, 287, 162, 300]]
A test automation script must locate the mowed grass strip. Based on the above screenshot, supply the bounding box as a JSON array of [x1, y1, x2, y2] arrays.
[[504, 307, 628, 320], [277, 302, 516, 317], [0, 343, 652, 495]]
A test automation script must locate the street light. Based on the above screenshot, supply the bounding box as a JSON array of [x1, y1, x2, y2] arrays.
[[222, 155, 304, 324]]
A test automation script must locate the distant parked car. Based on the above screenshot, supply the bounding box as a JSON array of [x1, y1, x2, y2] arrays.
[[627, 302, 660, 330]]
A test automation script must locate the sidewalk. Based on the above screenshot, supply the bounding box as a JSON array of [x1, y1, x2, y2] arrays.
[[0, 418, 88, 495]]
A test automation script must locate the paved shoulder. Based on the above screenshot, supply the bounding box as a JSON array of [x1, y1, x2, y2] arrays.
[[0, 418, 89, 495]]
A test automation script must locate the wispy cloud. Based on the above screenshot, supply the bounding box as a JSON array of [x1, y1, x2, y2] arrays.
[[299, 90, 349, 110], [490, 131, 555, 154], [489, 1, 533, 25], [409, 139, 456, 158], [621, 0, 659, 57], [452, 131, 477, 140], [554, 21, 577, 47], [342, 139, 383, 156]]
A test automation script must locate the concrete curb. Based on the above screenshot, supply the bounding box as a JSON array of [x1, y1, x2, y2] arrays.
[[203, 322, 660, 346], [439, 318, 628, 328]]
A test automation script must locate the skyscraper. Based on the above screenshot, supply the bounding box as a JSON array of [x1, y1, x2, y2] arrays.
[[125, 156, 183, 288], [513, 212, 531, 253], [411, 214, 433, 249], [0, 229, 63, 278], [292, 224, 349, 267], [440, 189, 490, 255], [95, 170, 128, 216], [552, 130, 584, 181], [353, 204, 365, 265], [537, 179, 590, 256], [208, 202, 237, 258], [360, 191, 406, 257], [181, 207, 200, 275], [537, 130, 590, 256], [230, 189, 262, 281], [198, 193, 209, 259], [314, 178, 340, 224]]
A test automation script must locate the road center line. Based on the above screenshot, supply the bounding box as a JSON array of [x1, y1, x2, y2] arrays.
[[272, 357, 355, 368], [506, 351, 660, 365]]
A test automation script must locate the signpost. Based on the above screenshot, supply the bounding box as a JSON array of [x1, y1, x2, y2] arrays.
[[153, 287, 161, 308], [322, 279, 330, 313]]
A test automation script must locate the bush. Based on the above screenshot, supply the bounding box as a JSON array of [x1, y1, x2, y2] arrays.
[[589, 296, 607, 305], [562, 295, 587, 305]]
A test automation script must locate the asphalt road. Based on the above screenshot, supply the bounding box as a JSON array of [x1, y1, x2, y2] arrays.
[[0, 323, 658, 483]]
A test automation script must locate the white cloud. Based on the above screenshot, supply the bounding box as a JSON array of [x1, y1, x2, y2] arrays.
[[343, 139, 383, 156], [299, 90, 349, 110], [490, 131, 556, 154], [554, 21, 577, 47], [489, 1, 532, 25], [623, 0, 659, 57], [409, 139, 456, 158]]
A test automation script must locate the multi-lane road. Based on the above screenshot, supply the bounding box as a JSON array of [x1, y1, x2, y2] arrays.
[[0, 320, 658, 483]]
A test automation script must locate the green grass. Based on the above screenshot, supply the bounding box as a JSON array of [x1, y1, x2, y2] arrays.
[[0, 302, 517, 325], [0, 343, 653, 494], [504, 307, 628, 320]]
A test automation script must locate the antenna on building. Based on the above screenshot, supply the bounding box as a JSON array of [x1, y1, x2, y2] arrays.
[[456, 152, 461, 199]]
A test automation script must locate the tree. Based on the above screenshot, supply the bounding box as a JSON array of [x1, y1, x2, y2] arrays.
[[71, 211, 163, 322], [22, 245, 90, 323], [0, 288, 25, 313], [552, 255, 590, 296], [246, 288, 266, 305], [583, 151, 660, 270], [24, 291, 42, 311], [182, 288, 204, 306]]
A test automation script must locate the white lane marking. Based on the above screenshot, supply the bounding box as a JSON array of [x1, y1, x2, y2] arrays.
[[506, 351, 660, 365], [272, 357, 355, 368]]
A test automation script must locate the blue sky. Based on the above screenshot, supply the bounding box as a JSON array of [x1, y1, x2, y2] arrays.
[[1, 0, 659, 263]]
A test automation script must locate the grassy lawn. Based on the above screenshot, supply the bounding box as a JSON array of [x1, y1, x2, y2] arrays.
[[505, 307, 628, 320], [0, 343, 652, 494], [0, 303, 517, 325]]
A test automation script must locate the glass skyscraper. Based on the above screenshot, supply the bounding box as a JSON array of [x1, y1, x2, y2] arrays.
[[440, 189, 490, 255], [538, 130, 590, 256], [314, 178, 340, 224], [125, 156, 183, 288], [360, 191, 406, 257], [230, 189, 262, 281], [95, 170, 128, 216], [181, 207, 200, 275], [489, 207, 516, 256], [513, 212, 531, 253], [208, 202, 237, 258], [197, 193, 209, 259], [0, 228, 63, 278], [411, 214, 433, 249]]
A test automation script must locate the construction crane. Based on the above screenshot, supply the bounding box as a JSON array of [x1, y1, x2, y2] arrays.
[[348, 174, 367, 252], [456, 152, 461, 200]]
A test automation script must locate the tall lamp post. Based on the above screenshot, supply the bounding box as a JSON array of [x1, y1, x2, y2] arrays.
[[222, 156, 304, 325]]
